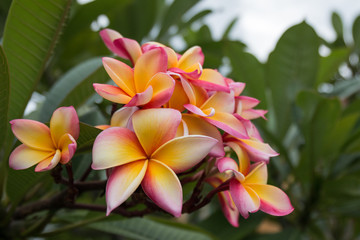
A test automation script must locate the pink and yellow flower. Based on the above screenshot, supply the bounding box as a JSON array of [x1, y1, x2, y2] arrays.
[[92, 108, 218, 217], [9, 106, 79, 172], [216, 157, 294, 219], [93, 48, 175, 108]]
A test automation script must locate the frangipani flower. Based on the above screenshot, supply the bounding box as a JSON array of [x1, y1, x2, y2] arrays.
[[93, 48, 175, 108], [183, 82, 248, 139], [92, 108, 218, 217], [100, 28, 142, 65], [224, 134, 278, 164], [217, 157, 294, 218], [9, 107, 79, 172]]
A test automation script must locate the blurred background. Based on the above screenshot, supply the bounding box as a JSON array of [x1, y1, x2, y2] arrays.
[[1, 0, 360, 239]]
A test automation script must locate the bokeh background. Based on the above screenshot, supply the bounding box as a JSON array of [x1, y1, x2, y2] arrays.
[[1, 0, 360, 239]]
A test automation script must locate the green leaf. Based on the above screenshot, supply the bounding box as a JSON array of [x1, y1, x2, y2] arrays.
[[178, 9, 212, 34], [226, 43, 266, 108], [0, 45, 10, 149], [266, 21, 319, 138], [316, 47, 350, 86], [222, 18, 238, 40], [157, 0, 200, 41], [331, 12, 343, 37], [76, 122, 102, 152], [6, 167, 49, 205], [88, 217, 213, 240], [3, 0, 72, 121], [199, 209, 263, 240], [39, 57, 107, 122], [353, 15, 360, 51]]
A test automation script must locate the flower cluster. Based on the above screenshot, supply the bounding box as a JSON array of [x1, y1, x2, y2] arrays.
[[92, 29, 294, 224], [8, 28, 293, 227]]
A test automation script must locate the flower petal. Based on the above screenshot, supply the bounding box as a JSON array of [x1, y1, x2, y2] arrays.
[[216, 157, 238, 173], [50, 106, 79, 147], [113, 37, 142, 64], [244, 162, 268, 184], [93, 83, 132, 104], [102, 57, 136, 96], [225, 141, 250, 175], [235, 96, 260, 112], [99, 29, 123, 56], [205, 112, 248, 139], [184, 104, 215, 117], [178, 46, 204, 71], [142, 159, 183, 217], [134, 48, 167, 93], [132, 108, 181, 156], [92, 127, 146, 170], [247, 184, 294, 216], [165, 81, 189, 111], [192, 69, 229, 92], [218, 190, 239, 227], [106, 160, 148, 215], [182, 114, 224, 157], [241, 109, 268, 120], [58, 133, 77, 164], [10, 119, 54, 151], [143, 72, 175, 108], [35, 149, 61, 172], [230, 179, 260, 219], [110, 107, 139, 127], [142, 42, 178, 68], [125, 86, 153, 107], [151, 135, 217, 173], [201, 91, 235, 113], [181, 78, 208, 106], [9, 145, 53, 170], [241, 138, 278, 163]]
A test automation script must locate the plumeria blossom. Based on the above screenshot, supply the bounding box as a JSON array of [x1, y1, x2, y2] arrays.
[[93, 48, 175, 108], [9, 107, 79, 172], [216, 157, 294, 219], [182, 81, 248, 139], [92, 108, 218, 217], [235, 96, 267, 120], [96, 106, 139, 130]]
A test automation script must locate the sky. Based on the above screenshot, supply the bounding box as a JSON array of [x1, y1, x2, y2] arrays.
[[193, 0, 360, 61]]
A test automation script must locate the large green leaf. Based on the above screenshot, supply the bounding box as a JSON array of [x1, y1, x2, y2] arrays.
[[39, 57, 107, 122], [3, 0, 72, 121], [157, 0, 200, 41], [226, 43, 266, 108], [6, 166, 49, 205], [88, 218, 213, 240], [316, 48, 350, 86], [76, 122, 102, 152], [0, 45, 10, 149], [353, 15, 360, 51], [266, 21, 319, 138]]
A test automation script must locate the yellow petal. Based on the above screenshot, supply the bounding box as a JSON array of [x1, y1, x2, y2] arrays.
[[151, 135, 217, 173], [134, 48, 167, 92], [9, 145, 53, 170], [35, 149, 61, 172], [92, 127, 147, 170], [10, 119, 54, 151], [132, 108, 181, 156], [50, 106, 79, 147], [106, 160, 148, 215], [142, 159, 183, 217]]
